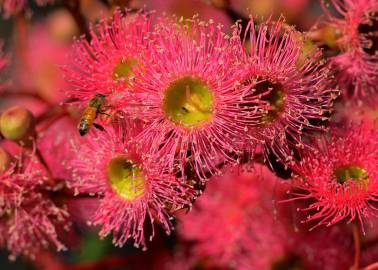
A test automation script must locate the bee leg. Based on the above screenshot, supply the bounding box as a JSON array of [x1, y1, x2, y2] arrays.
[[93, 123, 105, 131], [98, 108, 112, 117], [99, 112, 112, 117], [98, 106, 111, 114]]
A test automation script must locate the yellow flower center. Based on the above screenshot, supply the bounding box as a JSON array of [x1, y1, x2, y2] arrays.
[[271, 254, 303, 270], [254, 79, 286, 124], [107, 156, 145, 201], [112, 57, 138, 81], [333, 165, 369, 185], [358, 12, 378, 55], [296, 39, 316, 68], [163, 76, 214, 128]]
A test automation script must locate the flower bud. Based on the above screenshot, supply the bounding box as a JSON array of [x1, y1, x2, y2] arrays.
[[0, 147, 12, 173], [0, 106, 35, 142], [47, 9, 78, 43]]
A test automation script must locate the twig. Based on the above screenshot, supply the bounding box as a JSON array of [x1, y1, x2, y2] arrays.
[[64, 256, 130, 270], [63, 0, 91, 40], [208, 0, 249, 30], [14, 13, 28, 70], [107, 0, 131, 9], [0, 90, 48, 104], [35, 105, 71, 133], [35, 147, 54, 181]]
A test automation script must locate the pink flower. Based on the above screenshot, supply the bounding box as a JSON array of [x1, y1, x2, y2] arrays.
[[67, 118, 195, 248], [322, 0, 378, 101], [124, 16, 260, 180], [165, 245, 224, 270], [234, 17, 337, 165], [176, 163, 354, 270], [177, 163, 289, 269], [2, 195, 68, 261], [289, 226, 354, 270], [37, 116, 78, 180], [0, 143, 68, 260], [240, 223, 354, 270], [289, 124, 378, 230], [333, 100, 378, 129], [63, 10, 153, 109]]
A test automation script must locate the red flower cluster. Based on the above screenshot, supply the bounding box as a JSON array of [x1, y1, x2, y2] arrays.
[[59, 10, 339, 250], [169, 164, 354, 270], [290, 124, 378, 230], [0, 143, 68, 260], [322, 0, 378, 101], [66, 118, 196, 248]]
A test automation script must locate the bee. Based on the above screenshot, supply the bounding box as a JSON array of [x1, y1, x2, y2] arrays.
[[78, 94, 108, 136]]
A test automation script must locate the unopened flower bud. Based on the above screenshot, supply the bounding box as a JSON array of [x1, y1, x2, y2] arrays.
[[47, 9, 78, 43], [0, 106, 35, 142], [0, 147, 12, 173]]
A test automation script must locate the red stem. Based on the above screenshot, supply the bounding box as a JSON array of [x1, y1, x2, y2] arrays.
[[14, 13, 28, 70], [36, 106, 71, 133], [0, 90, 47, 103], [64, 256, 130, 270], [352, 223, 361, 270], [63, 0, 90, 40], [35, 147, 54, 181]]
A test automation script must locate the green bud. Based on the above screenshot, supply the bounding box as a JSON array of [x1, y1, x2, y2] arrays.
[[0, 106, 35, 142]]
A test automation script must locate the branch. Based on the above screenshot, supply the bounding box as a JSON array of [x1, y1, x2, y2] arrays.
[[63, 0, 91, 40], [208, 0, 250, 30]]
